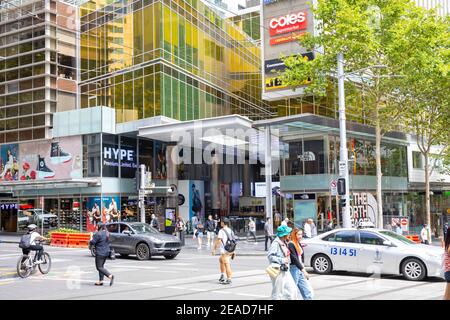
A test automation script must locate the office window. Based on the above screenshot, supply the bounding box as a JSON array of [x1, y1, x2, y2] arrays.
[[413, 151, 423, 169]]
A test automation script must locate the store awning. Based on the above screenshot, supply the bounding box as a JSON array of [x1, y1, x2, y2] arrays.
[[253, 113, 408, 144], [138, 114, 255, 149], [0, 179, 100, 192]]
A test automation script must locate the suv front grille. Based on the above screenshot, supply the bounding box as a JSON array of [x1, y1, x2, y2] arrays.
[[164, 242, 180, 248]]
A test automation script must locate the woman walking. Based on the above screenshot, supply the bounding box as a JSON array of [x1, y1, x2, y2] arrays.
[[444, 226, 450, 300], [89, 223, 114, 286], [288, 228, 313, 300], [267, 225, 292, 300]]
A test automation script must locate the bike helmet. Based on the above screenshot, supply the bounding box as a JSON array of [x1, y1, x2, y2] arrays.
[[27, 224, 37, 231]]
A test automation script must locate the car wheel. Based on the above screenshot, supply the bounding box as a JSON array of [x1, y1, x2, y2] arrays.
[[401, 258, 426, 281], [312, 254, 332, 274], [136, 243, 150, 260], [90, 246, 96, 257], [164, 254, 178, 260]]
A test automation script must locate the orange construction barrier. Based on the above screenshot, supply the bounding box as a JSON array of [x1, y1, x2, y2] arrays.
[[50, 232, 69, 247], [406, 235, 420, 243], [67, 233, 91, 248]]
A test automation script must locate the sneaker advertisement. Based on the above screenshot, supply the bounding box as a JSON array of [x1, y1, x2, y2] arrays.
[[18, 136, 82, 180]]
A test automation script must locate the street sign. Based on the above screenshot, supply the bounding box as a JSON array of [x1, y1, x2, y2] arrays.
[[330, 179, 337, 196], [339, 161, 346, 176], [401, 218, 408, 226]]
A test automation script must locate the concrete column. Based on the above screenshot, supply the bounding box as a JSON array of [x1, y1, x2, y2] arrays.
[[211, 153, 220, 212], [243, 158, 251, 197], [265, 126, 273, 221]]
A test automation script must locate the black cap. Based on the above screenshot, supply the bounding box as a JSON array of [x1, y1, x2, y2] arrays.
[[222, 217, 230, 225]]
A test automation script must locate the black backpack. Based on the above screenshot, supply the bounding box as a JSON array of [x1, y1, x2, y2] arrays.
[[19, 233, 32, 249], [221, 228, 237, 253]]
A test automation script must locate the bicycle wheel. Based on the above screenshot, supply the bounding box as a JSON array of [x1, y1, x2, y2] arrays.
[[38, 252, 51, 274], [16, 255, 32, 278]]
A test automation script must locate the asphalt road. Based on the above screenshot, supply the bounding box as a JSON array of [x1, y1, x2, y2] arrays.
[[0, 242, 446, 300]]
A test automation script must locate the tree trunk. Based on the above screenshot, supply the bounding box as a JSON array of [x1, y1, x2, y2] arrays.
[[424, 153, 431, 227], [375, 118, 383, 229]]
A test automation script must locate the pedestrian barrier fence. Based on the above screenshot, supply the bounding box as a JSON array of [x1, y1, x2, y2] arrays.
[[50, 232, 70, 247], [67, 233, 91, 248], [405, 235, 420, 243]]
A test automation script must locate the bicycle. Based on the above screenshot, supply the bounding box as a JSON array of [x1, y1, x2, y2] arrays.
[[16, 241, 52, 278]]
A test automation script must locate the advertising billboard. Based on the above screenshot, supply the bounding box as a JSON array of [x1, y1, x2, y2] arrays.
[[262, 0, 315, 100], [0, 144, 19, 182], [102, 134, 138, 178], [86, 196, 121, 231], [178, 180, 205, 223], [17, 136, 82, 181]]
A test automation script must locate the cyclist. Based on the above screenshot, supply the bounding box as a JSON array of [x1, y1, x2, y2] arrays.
[[22, 224, 49, 264]]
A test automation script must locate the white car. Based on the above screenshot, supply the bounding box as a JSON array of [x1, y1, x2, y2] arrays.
[[303, 228, 444, 281]]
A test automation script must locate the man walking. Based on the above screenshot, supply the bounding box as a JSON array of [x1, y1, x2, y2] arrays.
[[247, 217, 257, 244], [212, 217, 236, 285], [264, 217, 273, 251], [420, 223, 431, 245], [205, 214, 216, 248]]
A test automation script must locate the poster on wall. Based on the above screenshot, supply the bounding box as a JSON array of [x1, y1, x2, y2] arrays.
[[86, 196, 121, 231], [154, 141, 167, 180], [18, 136, 82, 180], [349, 193, 378, 227], [0, 144, 19, 181], [219, 183, 230, 216], [190, 180, 205, 222], [86, 197, 102, 232], [165, 208, 176, 227], [178, 180, 205, 223]]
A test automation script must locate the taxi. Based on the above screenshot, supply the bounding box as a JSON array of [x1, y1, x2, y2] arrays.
[[302, 228, 444, 281]]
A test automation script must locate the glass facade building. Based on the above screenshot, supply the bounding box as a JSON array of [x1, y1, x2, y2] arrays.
[[79, 0, 273, 122]]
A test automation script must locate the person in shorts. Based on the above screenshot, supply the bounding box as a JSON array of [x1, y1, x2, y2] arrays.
[[212, 217, 235, 285]]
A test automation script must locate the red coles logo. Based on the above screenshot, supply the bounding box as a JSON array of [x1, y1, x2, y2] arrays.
[[269, 11, 307, 36]]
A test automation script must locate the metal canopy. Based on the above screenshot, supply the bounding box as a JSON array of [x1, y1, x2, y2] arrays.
[[253, 113, 408, 144], [0, 179, 100, 192]]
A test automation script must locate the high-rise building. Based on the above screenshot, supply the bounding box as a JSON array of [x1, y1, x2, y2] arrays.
[[79, 0, 273, 122], [0, 0, 77, 144]]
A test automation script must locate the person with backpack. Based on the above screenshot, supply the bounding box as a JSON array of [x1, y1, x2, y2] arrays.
[[89, 223, 114, 286], [212, 217, 236, 285], [19, 224, 49, 264]]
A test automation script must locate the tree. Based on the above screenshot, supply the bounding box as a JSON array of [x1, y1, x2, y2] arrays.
[[390, 9, 450, 227], [281, 0, 442, 228]]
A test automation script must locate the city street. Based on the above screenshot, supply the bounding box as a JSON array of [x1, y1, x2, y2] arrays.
[[0, 240, 445, 300]]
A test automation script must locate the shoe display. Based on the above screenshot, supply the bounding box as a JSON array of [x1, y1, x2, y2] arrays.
[[36, 155, 55, 179], [50, 142, 72, 164]]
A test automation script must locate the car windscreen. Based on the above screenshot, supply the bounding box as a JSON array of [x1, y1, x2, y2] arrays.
[[131, 223, 159, 234], [379, 230, 416, 244]]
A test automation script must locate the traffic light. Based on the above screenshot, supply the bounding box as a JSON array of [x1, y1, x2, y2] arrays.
[[337, 178, 346, 195], [339, 198, 347, 207]]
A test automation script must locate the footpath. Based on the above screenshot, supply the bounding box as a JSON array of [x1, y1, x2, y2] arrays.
[[0, 232, 269, 256]]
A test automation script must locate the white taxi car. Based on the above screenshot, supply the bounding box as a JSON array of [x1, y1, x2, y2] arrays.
[[303, 228, 444, 281]]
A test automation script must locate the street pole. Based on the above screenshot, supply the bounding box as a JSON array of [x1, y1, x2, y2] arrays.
[[139, 164, 146, 223], [264, 126, 273, 225], [337, 52, 352, 228]]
